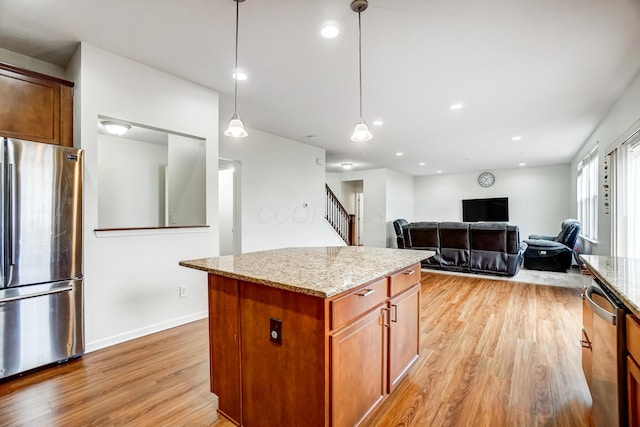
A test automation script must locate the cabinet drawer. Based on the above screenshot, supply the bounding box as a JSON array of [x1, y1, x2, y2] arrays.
[[628, 315, 640, 362], [388, 263, 421, 297], [331, 278, 387, 330]]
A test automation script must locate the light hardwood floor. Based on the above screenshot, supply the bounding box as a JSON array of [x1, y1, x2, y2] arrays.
[[0, 272, 592, 426]]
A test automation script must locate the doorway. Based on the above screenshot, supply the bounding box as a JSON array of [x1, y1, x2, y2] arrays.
[[340, 180, 364, 246], [218, 159, 241, 255]]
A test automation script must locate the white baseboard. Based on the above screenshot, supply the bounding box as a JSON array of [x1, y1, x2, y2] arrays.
[[85, 310, 208, 353]]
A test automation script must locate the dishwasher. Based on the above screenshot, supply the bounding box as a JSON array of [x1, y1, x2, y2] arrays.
[[581, 279, 627, 427]]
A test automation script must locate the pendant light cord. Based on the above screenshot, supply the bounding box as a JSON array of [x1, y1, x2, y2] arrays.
[[358, 11, 363, 121], [233, 0, 240, 115]]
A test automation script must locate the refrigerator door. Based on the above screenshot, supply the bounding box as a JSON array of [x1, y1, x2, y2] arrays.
[[5, 139, 82, 288], [0, 279, 84, 379]]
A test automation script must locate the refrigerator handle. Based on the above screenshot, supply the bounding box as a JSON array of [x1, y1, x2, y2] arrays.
[[8, 163, 16, 266]]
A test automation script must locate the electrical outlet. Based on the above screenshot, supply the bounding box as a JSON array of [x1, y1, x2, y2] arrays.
[[179, 285, 188, 298], [270, 317, 282, 345]]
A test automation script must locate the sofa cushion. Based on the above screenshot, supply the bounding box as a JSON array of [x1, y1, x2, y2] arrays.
[[469, 223, 507, 252], [407, 222, 439, 248], [523, 239, 566, 249], [439, 222, 469, 249]]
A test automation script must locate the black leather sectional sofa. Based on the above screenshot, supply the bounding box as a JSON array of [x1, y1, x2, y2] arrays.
[[396, 221, 524, 277]]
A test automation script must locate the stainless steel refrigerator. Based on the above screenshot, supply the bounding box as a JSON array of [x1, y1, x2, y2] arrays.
[[0, 138, 84, 379]]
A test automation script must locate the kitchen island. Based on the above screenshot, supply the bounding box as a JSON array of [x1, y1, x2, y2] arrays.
[[180, 246, 432, 427]]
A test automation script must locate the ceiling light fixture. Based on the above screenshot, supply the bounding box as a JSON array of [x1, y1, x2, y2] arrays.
[[321, 25, 340, 38], [519, 162, 526, 167], [342, 163, 354, 170], [512, 135, 523, 141], [396, 152, 404, 156], [436, 170, 443, 174], [102, 121, 131, 136], [419, 162, 426, 166], [350, 0, 373, 142], [224, 0, 248, 138], [450, 103, 464, 110], [372, 119, 383, 126]]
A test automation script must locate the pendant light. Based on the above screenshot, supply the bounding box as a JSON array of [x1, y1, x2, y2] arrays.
[[225, 0, 248, 138], [350, 0, 373, 142]]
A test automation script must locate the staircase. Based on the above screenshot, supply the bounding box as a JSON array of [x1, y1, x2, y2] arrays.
[[325, 184, 354, 245]]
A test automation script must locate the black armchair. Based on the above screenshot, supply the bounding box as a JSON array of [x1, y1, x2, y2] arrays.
[[523, 219, 581, 272], [393, 218, 409, 248]]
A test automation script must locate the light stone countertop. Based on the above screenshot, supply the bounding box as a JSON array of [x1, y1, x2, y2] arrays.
[[580, 255, 640, 317], [180, 246, 433, 298]]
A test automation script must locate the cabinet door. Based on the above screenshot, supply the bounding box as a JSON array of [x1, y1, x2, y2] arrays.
[[208, 275, 241, 424], [581, 295, 593, 391], [331, 305, 387, 427], [630, 356, 640, 427], [388, 284, 420, 392], [0, 66, 73, 146]]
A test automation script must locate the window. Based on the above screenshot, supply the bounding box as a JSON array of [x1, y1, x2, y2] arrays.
[[613, 131, 640, 257], [576, 147, 598, 241]]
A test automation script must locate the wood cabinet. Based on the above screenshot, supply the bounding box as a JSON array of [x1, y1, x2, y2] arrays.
[[331, 305, 387, 427], [629, 356, 640, 427], [207, 262, 422, 426], [388, 284, 420, 392], [627, 315, 640, 427], [209, 275, 242, 423], [0, 63, 74, 147]]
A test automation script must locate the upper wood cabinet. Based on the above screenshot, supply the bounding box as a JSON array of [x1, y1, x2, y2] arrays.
[[0, 63, 74, 147]]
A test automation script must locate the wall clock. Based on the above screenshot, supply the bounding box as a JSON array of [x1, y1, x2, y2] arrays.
[[477, 171, 495, 187]]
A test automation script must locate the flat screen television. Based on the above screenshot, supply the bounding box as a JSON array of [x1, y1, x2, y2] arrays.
[[462, 197, 509, 222]]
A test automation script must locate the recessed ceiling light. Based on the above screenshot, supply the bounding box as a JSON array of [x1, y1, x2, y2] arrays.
[[519, 162, 526, 167], [449, 103, 464, 110], [396, 152, 404, 156], [512, 135, 523, 141], [233, 71, 247, 80], [419, 162, 425, 166], [321, 25, 340, 38], [372, 119, 383, 126], [436, 170, 443, 174], [341, 163, 353, 170]]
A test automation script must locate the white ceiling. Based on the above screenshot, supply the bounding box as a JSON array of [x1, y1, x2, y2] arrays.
[[1, 0, 640, 175]]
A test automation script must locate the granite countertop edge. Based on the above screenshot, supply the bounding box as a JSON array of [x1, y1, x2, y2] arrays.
[[179, 249, 430, 299], [580, 255, 640, 318]]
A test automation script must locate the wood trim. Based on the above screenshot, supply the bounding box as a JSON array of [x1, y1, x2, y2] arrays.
[[59, 84, 74, 147], [0, 62, 74, 86], [94, 225, 210, 232]]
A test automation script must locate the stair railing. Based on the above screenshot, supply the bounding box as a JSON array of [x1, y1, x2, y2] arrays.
[[325, 184, 354, 245]]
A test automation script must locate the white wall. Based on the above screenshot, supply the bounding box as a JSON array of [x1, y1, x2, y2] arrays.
[[69, 43, 219, 351], [219, 167, 235, 255], [168, 134, 206, 226], [327, 169, 388, 248], [97, 134, 167, 228], [571, 70, 640, 256], [386, 170, 414, 248], [413, 165, 571, 242], [219, 124, 344, 252], [0, 48, 68, 80]]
